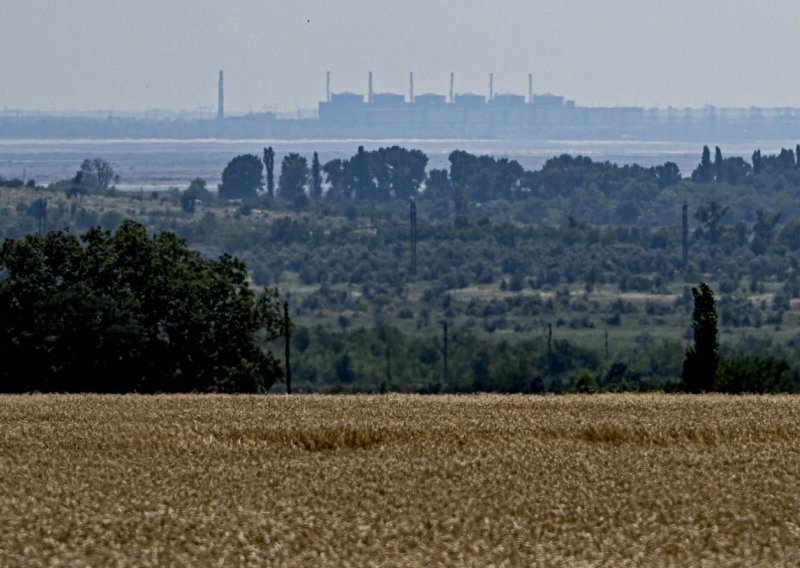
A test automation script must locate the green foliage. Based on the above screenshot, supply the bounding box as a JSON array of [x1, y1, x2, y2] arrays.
[[310, 151, 322, 200], [715, 356, 794, 393], [694, 201, 729, 243], [571, 369, 599, 393], [278, 153, 309, 201], [219, 154, 263, 200], [0, 220, 283, 393], [71, 158, 118, 193], [691, 145, 714, 183], [682, 283, 719, 392], [263, 146, 276, 198], [323, 146, 428, 202], [180, 178, 212, 214], [449, 150, 524, 201], [779, 219, 800, 250]]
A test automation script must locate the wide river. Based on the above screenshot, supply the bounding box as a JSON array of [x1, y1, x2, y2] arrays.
[[0, 138, 796, 191]]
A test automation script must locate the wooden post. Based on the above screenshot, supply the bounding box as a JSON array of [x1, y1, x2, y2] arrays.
[[284, 301, 291, 394], [682, 201, 689, 269], [442, 321, 448, 384], [410, 199, 418, 277]]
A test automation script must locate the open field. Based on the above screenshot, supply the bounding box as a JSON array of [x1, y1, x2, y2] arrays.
[[2, 394, 800, 566]]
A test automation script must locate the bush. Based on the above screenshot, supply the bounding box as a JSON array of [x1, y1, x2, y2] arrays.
[[571, 369, 599, 393], [715, 356, 794, 393]]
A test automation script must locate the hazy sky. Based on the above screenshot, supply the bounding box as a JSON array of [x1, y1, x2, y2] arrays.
[[4, 0, 800, 113]]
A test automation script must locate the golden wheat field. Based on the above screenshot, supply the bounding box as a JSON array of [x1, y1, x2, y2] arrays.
[[2, 394, 800, 566]]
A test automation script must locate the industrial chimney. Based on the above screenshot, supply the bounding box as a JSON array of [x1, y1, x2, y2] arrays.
[[368, 71, 373, 104], [217, 70, 224, 119], [489, 73, 493, 101], [326, 70, 331, 103], [449, 72, 454, 103], [528, 73, 533, 104], [409, 71, 414, 103]]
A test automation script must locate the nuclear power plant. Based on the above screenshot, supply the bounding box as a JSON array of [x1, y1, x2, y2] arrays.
[[4, 70, 800, 140], [310, 71, 800, 140], [316, 71, 595, 138]]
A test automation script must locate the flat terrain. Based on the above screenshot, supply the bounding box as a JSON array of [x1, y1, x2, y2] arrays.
[[2, 394, 800, 566]]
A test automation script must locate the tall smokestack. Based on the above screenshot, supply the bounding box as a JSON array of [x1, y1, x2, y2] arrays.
[[528, 73, 533, 104], [489, 73, 493, 101], [217, 70, 224, 119], [409, 71, 414, 103], [449, 72, 454, 103], [326, 70, 331, 102], [368, 71, 373, 104]]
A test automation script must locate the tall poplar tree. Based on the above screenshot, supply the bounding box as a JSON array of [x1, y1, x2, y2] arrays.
[[311, 151, 322, 199], [682, 282, 719, 392], [263, 146, 275, 198]]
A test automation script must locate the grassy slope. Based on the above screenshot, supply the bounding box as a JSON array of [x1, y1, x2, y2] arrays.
[[2, 394, 799, 565]]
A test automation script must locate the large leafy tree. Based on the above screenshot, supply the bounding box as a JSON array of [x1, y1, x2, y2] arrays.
[[278, 153, 309, 201], [322, 146, 428, 202], [0, 220, 283, 393], [219, 154, 263, 200], [372, 146, 428, 201], [448, 150, 523, 201], [73, 158, 118, 191]]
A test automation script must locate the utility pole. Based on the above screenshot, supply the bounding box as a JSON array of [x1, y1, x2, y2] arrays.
[[410, 199, 418, 277], [441, 320, 449, 384], [604, 329, 609, 360], [547, 323, 552, 356], [681, 200, 689, 269], [37, 198, 46, 235], [217, 70, 224, 120], [386, 343, 392, 390], [284, 301, 292, 394]]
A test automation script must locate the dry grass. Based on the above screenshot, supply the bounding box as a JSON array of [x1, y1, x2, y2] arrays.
[[2, 394, 800, 566]]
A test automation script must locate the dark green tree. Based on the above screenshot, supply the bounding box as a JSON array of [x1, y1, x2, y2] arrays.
[[752, 149, 764, 174], [219, 154, 263, 200], [691, 145, 714, 183], [278, 153, 309, 201], [0, 221, 283, 393], [322, 158, 354, 201], [354, 145, 369, 200], [73, 158, 118, 191], [715, 356, 794, 393], [310, 151, 322, 200], [682, 282, 719, 392], [180, 178, 211, 214], [695, 200, 729, 243], [654, 161, 681, 188], [263, 146, 276, 198], [753, 208, 781, 243], [425, 168, 451, 198], [714, 146, 723, 183]]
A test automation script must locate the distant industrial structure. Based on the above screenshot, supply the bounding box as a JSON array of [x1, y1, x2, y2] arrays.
[[217, 70, 224, 120], [4, 71, 800, 140], [314, 71, 800, 140]]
